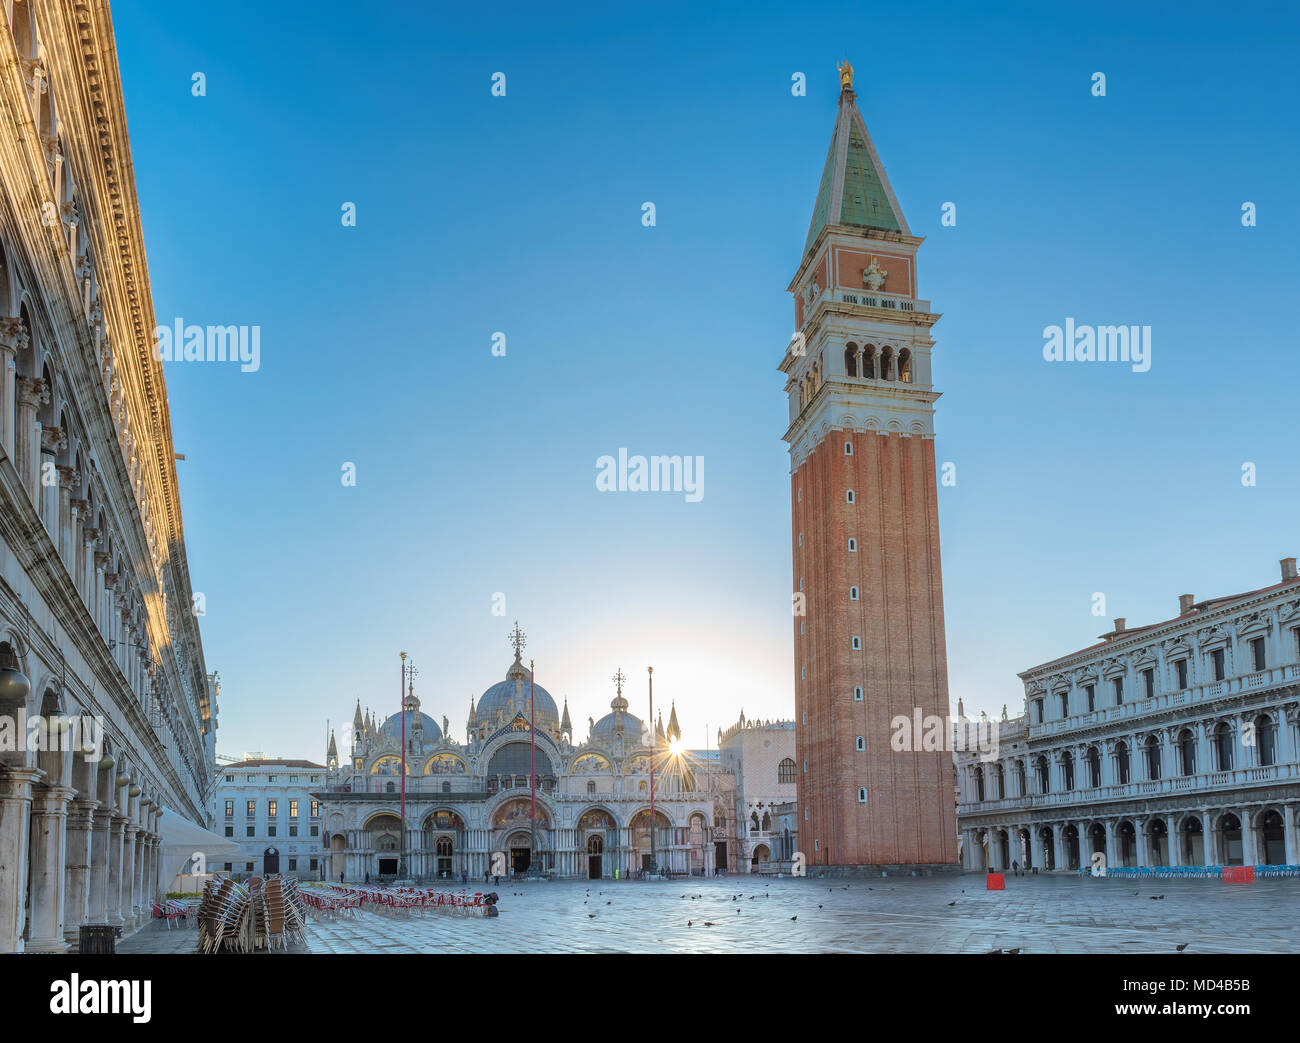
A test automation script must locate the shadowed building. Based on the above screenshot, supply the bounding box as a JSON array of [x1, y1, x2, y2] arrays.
[[0, 1, 215, 951]]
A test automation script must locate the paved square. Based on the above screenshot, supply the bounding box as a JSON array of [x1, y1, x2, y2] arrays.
[[118, 874, 1300, 954]]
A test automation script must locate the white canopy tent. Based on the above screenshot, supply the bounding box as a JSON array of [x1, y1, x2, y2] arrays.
[[159, 808, 242, 892]]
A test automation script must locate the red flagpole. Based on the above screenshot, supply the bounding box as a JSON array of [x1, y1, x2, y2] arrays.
[[648, 666, 655, 870], [399, 651, 407, 876], [530, 659, 537, 869]]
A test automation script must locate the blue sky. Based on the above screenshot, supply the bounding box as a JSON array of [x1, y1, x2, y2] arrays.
[[109, 0, 1299, 758]]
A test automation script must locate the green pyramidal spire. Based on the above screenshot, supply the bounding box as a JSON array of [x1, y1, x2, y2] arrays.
[[803, 63, 908, 256]]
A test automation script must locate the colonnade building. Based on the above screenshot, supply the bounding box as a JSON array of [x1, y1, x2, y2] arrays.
[[0, 1, 215, 951], [955, 559, 1300, 873]]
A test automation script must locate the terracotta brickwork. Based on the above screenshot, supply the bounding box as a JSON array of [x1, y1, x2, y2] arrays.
[[783, 71, 957, 869]]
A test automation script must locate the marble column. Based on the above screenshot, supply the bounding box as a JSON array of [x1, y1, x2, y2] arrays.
[[87, 808, 110, 924], [0, 318, 23, 456], [1104, 820, 1119, 873], [15, 375, 47, 501], [62, 797, 96, 946], [106, 814, 126, 927], [0, 767, 41, 952], [1284, 805, 1299, 865], [1051, 822, 1066, 871], [130, 827, 144, 924], [1203, 810, 1220, 867], [25, 784, 74, 952], [1242, 811, 1258, 867]]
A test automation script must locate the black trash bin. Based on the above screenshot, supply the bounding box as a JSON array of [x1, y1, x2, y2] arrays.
[[79, 924, 122, 954]]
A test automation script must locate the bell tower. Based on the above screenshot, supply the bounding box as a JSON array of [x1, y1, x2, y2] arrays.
[[781, 62, 957, 870]]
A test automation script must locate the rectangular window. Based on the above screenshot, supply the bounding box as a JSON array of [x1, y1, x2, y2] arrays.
[[310, 825, 319, 837], [289, 776, 299, 783], [290, 800, 299, 818], [1143, 668, 1154, 699], [311, 800, 320, 817], [1085, 684, 1095, 712], [1211, 648, 1225, 681], [1251, 637, 1266, 672], [1113, 677, 1123, 704], [224, 800, 234, 816], [268, 825, 277, 837], [268, 800, 278, 818], [245, 862, 254, 873], [1176, 659, 1188, 690], [246, 800, 255, 817], [289, 859, 297, 871], [268, 776, 277, 783], [1033, 699, 1043, 724], [224, 826, 233, 837], [246, 826, 254, 837], [225, 775, 233, 782], [224, 862, 233, 872], [246, 775, 254, 782], [310, 858, 318, 871], [289, 825, 298, 837]]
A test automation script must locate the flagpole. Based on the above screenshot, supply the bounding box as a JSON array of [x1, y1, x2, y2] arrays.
[[529, 658, 537, 877], [648, 665, 656, 876], [399, 651, 407, 880]]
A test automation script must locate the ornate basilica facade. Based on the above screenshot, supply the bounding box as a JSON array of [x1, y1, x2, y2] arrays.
[[0, 1, 214, 952], [955, 559, 1300, 873], [318, 633, 737, 881]]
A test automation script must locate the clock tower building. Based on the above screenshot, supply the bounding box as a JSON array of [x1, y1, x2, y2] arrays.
[[781, 63, 957, 870]]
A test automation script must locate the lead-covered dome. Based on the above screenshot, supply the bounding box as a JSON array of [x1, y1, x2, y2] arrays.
[[477, 655, 559, 733], [589, 682, 645, 746], [380, 709, 441, 745]]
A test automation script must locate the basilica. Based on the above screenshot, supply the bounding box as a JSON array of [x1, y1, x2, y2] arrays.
[[317, 629, 749, 881]]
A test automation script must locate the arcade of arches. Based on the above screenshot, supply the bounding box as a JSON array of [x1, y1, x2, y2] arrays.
[[962, 805, 1299, 872]]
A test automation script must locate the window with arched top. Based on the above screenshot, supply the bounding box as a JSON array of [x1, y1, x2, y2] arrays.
[[778, 757, 796, 783], [849, 586, 859, 600], [1086, 746, 1101, 787], [1177, 729, 1196, 775], [1256, 714, 1277, 766], [844, 343, 858, 377], [1213, 722, 1233, 771], [879, 347, 894, 381], [1115, 741, 1130, 784], [1035, 755, 1050, 793], [1145, 735, 1161, 780], [898, 348, 912, 383], [862, 345, 876, 379], [845, 489, 855, 504], [855, 736, 865, 751]]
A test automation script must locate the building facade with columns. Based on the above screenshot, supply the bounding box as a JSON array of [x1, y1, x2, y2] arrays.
[[955, 559, 1300, 873], [0, 1, 214, 951], [318, 631, 738, 882]]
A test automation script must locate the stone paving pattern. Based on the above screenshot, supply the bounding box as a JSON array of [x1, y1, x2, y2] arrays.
[[116, 875, 1300, 954]]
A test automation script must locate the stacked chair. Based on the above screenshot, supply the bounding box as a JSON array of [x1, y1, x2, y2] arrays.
[[195, 874, 310, 953]]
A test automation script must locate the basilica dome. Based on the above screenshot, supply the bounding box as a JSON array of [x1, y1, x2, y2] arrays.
[[589, 682, 645, 746], [379, 709, 441, 745], [476, 655, 559, 733], [590, 707, 644, 745]]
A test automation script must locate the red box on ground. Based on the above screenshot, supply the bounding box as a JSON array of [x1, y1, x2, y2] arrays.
[[986, 872, 1005, 890]]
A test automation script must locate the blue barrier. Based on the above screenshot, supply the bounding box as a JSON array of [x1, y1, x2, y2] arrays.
[[1076, 864, 1300, 879]]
